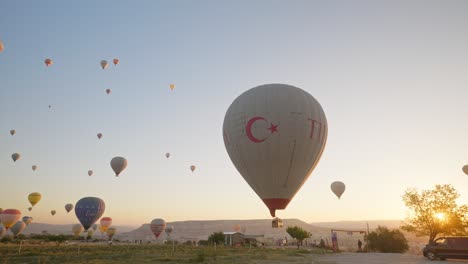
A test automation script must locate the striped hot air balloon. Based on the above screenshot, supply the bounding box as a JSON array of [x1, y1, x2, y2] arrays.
[[150, 219, 166, 238]]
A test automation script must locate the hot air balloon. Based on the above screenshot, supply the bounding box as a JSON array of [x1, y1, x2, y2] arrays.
[[223, 84, 327, 218], [190, 165, 196, 172], [100, 217, 112, 232], [331, 181, 346, 199], [150, 219, 166, 238], [75, 197, 105, 231], [170, 84, 175, 91], [10, 130, 15, 136], [72, 224, 84, 236], [98, 225, 106, 234], [22, 216, 33, 225], [166, 153, 170, 158], [0, 209, 21, 230], [165, 225, 174, 236], [0, 226, 5, 237], [97, 133, 103, 139], [32, 165, 37, 171], [49, 105, 52, 109], [11, 153, 20, 162], [65, 203, 73, 213], [88, 170, 93, 176], [100, 60, 108, 69], [105, 89, 111, 95], [10, 221, 26, 236], [28, 207, 32, 212], [28, 192, 42, 207], [113, 58, 119, 65], [44, 58, 53, 67], [50, 210, 56, 216], [463, 165, 468, 175], [87, 229, 94, 238], [92, 224, 98, 231], [0, 40, 3, 53], [106, 227, 117, 240], [111, 157, 128, 176]]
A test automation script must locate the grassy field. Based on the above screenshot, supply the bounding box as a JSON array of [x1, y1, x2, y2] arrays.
[[0, 243, 333, 264]]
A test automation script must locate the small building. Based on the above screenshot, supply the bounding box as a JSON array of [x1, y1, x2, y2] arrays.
[[223, 232, 245, 246]]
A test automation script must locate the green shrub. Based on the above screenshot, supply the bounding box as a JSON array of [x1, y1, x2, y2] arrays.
[[367, 226, 409, 253]]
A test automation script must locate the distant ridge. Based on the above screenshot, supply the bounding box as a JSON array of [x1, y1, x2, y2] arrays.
[[310, 220, 403, 230]]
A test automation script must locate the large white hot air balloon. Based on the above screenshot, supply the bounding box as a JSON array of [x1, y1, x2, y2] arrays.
[[223, 84, 327, 218], [111, 157, 128, 176], [330, 181, 346, 199]]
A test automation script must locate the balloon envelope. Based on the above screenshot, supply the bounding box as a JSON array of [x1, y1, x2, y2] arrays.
[[111, 157, 128, 176], [88, 170, 93, 176], [97, 133, 103, 139], [22, 216, 33, 225], [44, 58, 53, 67], [28, 192, 42, 206], [92, 224, 98, 231], [75, 197, 105, 231], [32, 165, 37, 171], [65, 203, 74, 213], [10, 221, 26, 236], [0, 40, 3, 53], [28, 207, 32, 212], [463, 165, 468, 175], [107, 227, 117, 239], [166, 153, 170, 158], [150, 219, 166, 238], [165, 225, 174, 235], [190, 165, 196, 172], [331, 181, 346, 199], [50, 210, 56, 216], [10, 130, 15, 136], [223, 84, 328, 217], [72, 224, 84, 236], [170, 84, 175, 90], [100, 60, 108, 69], [100, 217, 112, 231], [105, 89, 111, 95], [11, 153, 20, 162], [113, 58, 119, 65], [0, 210, 21, 230]]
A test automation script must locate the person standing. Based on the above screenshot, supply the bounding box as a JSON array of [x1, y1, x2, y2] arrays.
[[358, 239, 363, 251]]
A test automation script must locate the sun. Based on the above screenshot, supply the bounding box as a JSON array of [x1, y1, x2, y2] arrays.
[[435, 212, 446, 221]]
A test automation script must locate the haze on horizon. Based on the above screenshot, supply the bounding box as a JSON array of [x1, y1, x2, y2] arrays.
[[1, 0, 468, 227]]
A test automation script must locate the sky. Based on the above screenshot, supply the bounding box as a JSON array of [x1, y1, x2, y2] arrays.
[[1, 0, 468, 227]]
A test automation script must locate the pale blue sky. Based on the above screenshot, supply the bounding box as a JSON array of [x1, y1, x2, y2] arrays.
[[1, 0, 468, 226]]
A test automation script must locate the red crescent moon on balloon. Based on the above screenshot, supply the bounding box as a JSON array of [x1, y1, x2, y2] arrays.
[[246, 117, 267, 143]]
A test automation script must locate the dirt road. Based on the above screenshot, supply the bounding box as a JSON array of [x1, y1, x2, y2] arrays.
[[316, 253, 468, 264]]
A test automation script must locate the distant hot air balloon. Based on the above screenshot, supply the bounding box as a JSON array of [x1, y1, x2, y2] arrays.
[[165, 225, 174, 236], [10, 221, 26, 236], [113, 58, 119, 65], [97, 133, 103, 139], [100, 217, 112, 232], [32, 165, 37, 171], [10, 130, 15, 136], [28, 207, 32, 212], [331, 181, 346, 199], [223, 84, 327, 218], [0, 226, 5, 237], [0, 209, 21, 230], [463, 165, 468, 175], [170, 84, 175, 91], [0, 40, 3, 53], [28, 192, 42, 207], [190, 165, 196, 172], [150, 219, 166, 238], [98, 225, 106, 234], [107, 227, 117, 240], [72, 224, 84, 236], [100, 60, 108, 69], [65, 203, 73, 213], [75, 197, 105, 231], [22, 216, 33, 225], [87, 229, 94, 238], [111, 157, 128, 176], [44, 58, 53, 67], [166, 153, 170, 158], [105, 89, 111, 95], [50, 210, 56, 216], [88, 170, 93, 176], [48, 105, 52, 109], [92, 224, 98, 231], [11, 153, 20, 162]]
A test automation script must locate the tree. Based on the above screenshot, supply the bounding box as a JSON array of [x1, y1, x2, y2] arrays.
[[366, 226, 408, 253], [286, 226, 311, 249], [207, 232, 224, 245], [401, 184, 468, 243]]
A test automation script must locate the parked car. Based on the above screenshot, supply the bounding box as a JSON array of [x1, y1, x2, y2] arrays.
[[423, 237, 468, 261]]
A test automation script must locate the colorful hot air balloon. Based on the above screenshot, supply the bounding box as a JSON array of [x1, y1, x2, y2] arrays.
[[11, 153, 20, 162], [88, 170, 93, 176], [10, 129, 15, 136], [150, 219, 166, 238], [463, 165, 468, 175], [105, 89, 111, 95], [331, 181, 346, 199], [100, 60, 108, 69], [170, 84, 175, 91], [50, 210, 56, 216], [65, 203, 74, 213], [113, 58, 119, 65], [0, 226, 5, 237], [0, 40, 3, 53], [28, 207, 32, 212], [32, 165, 37, 171], [223, 84, 327, 217], [106, 227, 117, 240], [28, 192, 42, 207], [97, 133, 103, 139], [72, 224, 84, 236], [111, 157, 128, 176], [190, 165, 196, 172], [75, 197, 105, 231], [10, 221, 26, 236], [100, 217, 112, 232], [44, 58, 53, 67], [166, 153, 170, 158], [0, 209, 21, 230], [22, 216, 33, 225], [98, 225, 106, 234], [92, 224, 98, 231]]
